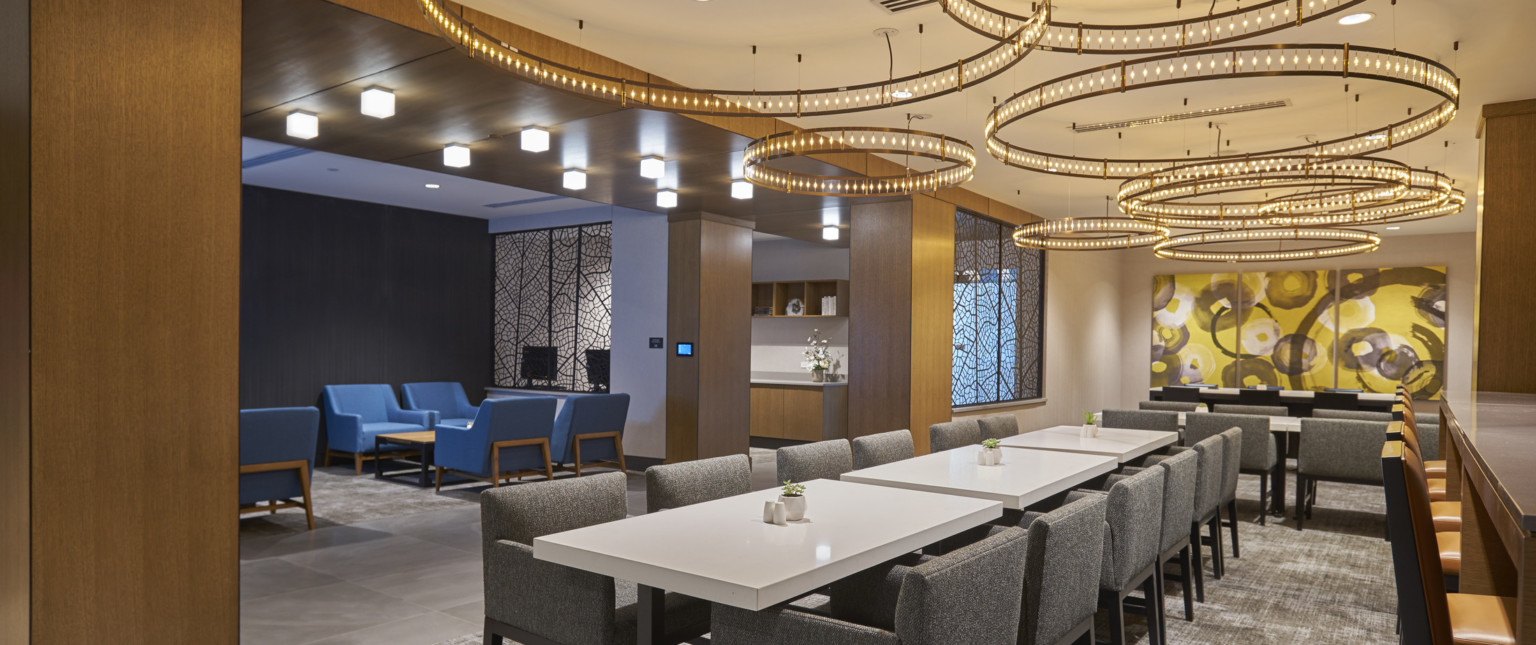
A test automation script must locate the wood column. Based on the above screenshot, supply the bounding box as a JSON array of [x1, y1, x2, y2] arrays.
[[14, 0, 242, 641], [1474, 99, 1536, 393], [0, 0, 29, 639], [849, 196, 955, 453], [666, 213, 752, 462]]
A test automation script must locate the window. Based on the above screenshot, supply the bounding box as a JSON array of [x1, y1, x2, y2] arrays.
[[952, 210, 1045, 407], [493, 223, 612, 391]]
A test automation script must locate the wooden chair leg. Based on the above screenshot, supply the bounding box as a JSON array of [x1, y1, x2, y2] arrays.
[[323, 450, 332, 468], [612, 435, 627, 474], [434, 466, 444, 492], [354, 453, 362, 476], [298, 464, 315, 531], [573, 439, 583, 477], [491, 449, 501, 488], [541, 441, 554, 481]]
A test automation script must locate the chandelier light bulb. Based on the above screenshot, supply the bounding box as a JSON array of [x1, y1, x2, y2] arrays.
[[563, 169, 587, 190], [359, 87, 395, 118], [640, 156, 666, 179], [285, 110, 318, 139], [443, 144, 471, 168], [520, 126, 550, 152]]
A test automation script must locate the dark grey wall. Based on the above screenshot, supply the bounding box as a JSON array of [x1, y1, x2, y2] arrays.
[[240, 186, 492, 432]]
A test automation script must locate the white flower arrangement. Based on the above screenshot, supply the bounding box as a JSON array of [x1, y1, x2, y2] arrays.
[[801, 329, 832, 373]]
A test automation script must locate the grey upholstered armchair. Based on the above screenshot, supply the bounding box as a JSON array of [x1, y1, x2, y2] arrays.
[[1100, 409, 1180, 433], [643, 454, 751, 513], [928, 418, 981, 452], [852, 430, 915, 470], [1071, 465, 1165, 645], [480, 472, 710, 645], [1138, 400, 1201, 412], [711, 527, 1030, 645], [977, 414, 1020, 441], [777, 439, 853, 484], [1296, 418, 1388, 531]]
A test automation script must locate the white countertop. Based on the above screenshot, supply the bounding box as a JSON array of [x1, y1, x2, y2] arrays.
[[840, 444, 1118, 510], [750, 371, 848, 387], [532, 479, 999, 610], [1000, 425, 1180, 463]]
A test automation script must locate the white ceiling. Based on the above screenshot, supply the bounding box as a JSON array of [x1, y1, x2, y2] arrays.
[[241, 137, 600, 219], [461, 0, 1536, 237]]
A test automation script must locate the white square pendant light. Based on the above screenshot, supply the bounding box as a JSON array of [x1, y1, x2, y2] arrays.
[[639, 156, 665, 179], [285, 110, 318, 139], [359, 87, 395, 118], [443, 144, 471, 168], [731, 180, 754, 200], [821, 208, 840, 226], [563, 169, 587, 190], [520, 126, 550, 152], [822, 225, 840, 241], [657, 190, 678, 209]]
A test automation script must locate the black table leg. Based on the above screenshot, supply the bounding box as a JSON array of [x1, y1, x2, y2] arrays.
[[374, 436, 383, 479], [1269, 431, 1288, 516], [419, 443, 432, 487], [637, 584, 665, 645]]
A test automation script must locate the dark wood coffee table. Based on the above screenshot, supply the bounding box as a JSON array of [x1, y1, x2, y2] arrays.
[[374, 431, 436, 487]]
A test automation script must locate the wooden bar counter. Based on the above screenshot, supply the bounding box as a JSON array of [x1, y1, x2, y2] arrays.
[[1441, 391, 1536, 642]]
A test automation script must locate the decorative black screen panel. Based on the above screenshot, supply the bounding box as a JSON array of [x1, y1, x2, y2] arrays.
[[953, 210, 1045, 407], [494, 223, 613, 392]]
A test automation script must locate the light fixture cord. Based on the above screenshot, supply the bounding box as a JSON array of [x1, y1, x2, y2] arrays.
[[884, 32, 895, 81]]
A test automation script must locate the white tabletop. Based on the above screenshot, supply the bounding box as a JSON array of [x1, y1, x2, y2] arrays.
[[1177, 412, 1301, 433], [532, 479, 1000, 611], [1000, 425, 1180, 463], [1149, 386, 1396, 403], [839, 444, 1118, 510]]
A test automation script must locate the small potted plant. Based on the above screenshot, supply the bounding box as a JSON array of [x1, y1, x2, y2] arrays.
[[978, 437, 1004, 466], [1081, 410, 1100, 438], [779, 480, 807, 521], [801, 330, 833, 382]]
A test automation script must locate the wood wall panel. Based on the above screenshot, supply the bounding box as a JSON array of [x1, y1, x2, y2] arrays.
[[667, 215, 751, 461], [1475, 100, 1536, 393], [0, 0, 29, 638], [910, 196, 956, 453], [849, 201, 914, 440], [666, 219, 702, 462], [28, 0, 241, 641]]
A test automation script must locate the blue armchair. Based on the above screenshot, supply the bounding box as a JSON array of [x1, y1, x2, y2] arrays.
[[433, 397, 557, 490], [402, 382, 479, 428], [551, 393, 630, 476], [240, 407, 320, 530], [322, 384, 434, 474]]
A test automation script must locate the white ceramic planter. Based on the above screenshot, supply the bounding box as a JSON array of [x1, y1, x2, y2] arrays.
[[779, 495, 806, 522], [1081, 423, 1100, 438]]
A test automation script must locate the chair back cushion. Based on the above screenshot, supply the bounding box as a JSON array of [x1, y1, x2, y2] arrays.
[[323, 384, 395, 423], [977, 415, 1020, 441], [1217, 428, 1243, 501], [1189, 435, 1225, 518], [482, 471, 627, 547], [1313, 409, 1393, 422], [1298, 418, 1388, 483], [1188, 413, 1275, 471], [1020, 496, 1106, 645], [1212, 403, 1288, 417], [644, 454, 752, 513], [777, 439, 853, 484], [483, 397, 558, 475], [895, 527, 1029, 645], [1149, 449, 1199, 554], [402, 382, 472, 418], [1100, 409, 1179, 433], [1163, 386, 1204, 402], [239, 407, 320, 506], [1100, 465, 1165, 590], [1138, 400, 1199, 412], [852, 430, 915, 470], [552, 393, 631, 463], [928, 419, 981, 452]]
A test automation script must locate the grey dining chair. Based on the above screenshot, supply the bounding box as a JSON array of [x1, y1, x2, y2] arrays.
[[852, 430, 915, 470], [481, 472, 710, 645], [776, 438, 853, 484], [928, 418, 982, 452], [978, 414, 1020, 441], [1122, 449, 1198, 627], [1212, 403, 1288, 417], [1145, 433, 1227, 597], [1214, 428, 1243, 561], [1071, 465, 1166, 645], [1295, 418, 1388, 531], [1100, 409, 1180, 433], [712, 527, 1031, 645], [1015, 495, 1107, 645], [1188, 412, 1278, 526], [644, 454, 751, 513], [1139, 400, 1200, 412]]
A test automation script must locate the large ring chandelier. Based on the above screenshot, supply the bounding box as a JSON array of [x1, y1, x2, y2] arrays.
[[743, 128, 976, 197], [418, 0, 1047, 118], [1154, 228, 1381, 262], [1012, 217, 1169, 250], [943, 0, 1367, 54], [984, 43, 1460, 179]]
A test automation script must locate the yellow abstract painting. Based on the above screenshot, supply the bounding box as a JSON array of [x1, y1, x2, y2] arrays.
[[1152, 273, 1243, 387]]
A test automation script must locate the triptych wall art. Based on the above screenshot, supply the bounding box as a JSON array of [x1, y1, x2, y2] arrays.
[[1151, 267, 1447, 399]]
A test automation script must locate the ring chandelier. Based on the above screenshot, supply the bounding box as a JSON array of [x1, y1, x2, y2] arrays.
[[1012, 217, 1170, 250], [984, 43, 1460, 179], [418, 0, 1047, 118], [1153, 227, 1381, 262], [743, 128, 977, 197], [942, 0, 1367, 55]]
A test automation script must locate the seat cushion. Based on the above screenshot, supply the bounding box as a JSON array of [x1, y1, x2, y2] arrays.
[[362, 421, 424, 435], [1433, 501, 1463, 533], [1427, 459, 1448, 476], [1438, 531, 1462, 576], [1429, 477, 1448, 502], [438, 418, 473, 428], [1447, 593, 1516, 645]]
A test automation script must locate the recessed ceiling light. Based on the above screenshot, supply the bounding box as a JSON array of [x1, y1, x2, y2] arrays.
[[731, 180, 753, 199], [360, 87, 395, 118], [1338, 12, 1374, 25], [640, 156, 666, 180], [822, 225, 840, 241], [563, 169, 587, 190], [1386, 226, 1401, 230], [286, 110, 318, 139], [891, 90, 914, 99], [657, 189, 678, 209], [443, 144, 471, 168], [425, 183, 440, 189], [520, 126, 550, 152]]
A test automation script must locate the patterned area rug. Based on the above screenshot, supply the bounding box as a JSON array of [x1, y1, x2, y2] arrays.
[[239, 463, 484, 538]]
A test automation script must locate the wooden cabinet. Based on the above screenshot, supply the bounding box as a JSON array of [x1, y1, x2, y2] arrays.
[[750, 383, 848, 442], [751, 280, 849, 318]]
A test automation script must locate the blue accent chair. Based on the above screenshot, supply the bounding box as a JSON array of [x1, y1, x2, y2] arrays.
[[433, 397, 557, 490], [551, 393, 631, 476], [322, 384, 434, 474], [240, 407, 320, 530], [402, 382, 479, 428]]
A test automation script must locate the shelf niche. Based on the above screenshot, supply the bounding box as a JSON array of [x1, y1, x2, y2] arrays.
[[751, 279, 849, 317]]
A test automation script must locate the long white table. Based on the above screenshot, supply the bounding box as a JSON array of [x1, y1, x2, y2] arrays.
[[533, 479, 1001, 644], [1149, 386, 1396, 408], [840, 444, 1118, 509], [999, 425, 1180, 463], [1176, 412, 1301, 433]]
